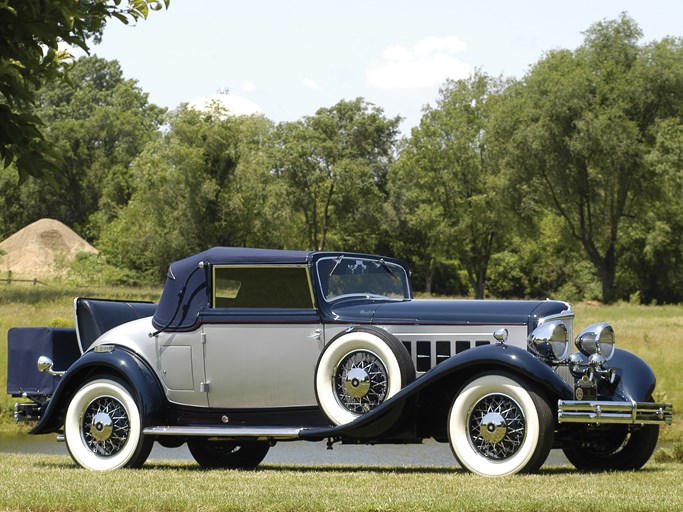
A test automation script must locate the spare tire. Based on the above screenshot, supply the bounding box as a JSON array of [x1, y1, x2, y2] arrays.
[[314, 326, 414, 425]]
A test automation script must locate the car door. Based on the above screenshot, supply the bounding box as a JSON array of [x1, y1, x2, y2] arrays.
[[201, 264, 324, 409]]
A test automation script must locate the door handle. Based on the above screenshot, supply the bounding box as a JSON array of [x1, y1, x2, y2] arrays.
[[308, 329, 322, 341]]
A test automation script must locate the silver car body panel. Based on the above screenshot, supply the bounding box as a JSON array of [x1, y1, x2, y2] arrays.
[[203, 322, 324, 408]]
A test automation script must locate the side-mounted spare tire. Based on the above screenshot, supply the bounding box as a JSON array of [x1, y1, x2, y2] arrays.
[[315, 326, 415, 425]]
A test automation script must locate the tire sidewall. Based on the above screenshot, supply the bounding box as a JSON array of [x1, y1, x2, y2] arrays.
[[448, 373, 541, 477], [187, 439, 270, 469], [315, 330, 406, 425], [64, 378, 144, 471], [563, 423, 660, 471]]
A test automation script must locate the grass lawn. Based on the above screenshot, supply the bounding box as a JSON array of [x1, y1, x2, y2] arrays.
[[0, 453, 682, 512]]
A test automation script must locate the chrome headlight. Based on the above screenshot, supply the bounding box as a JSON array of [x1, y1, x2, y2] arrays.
[[575, 322, 615, 361], [528, 320, 570, 362]]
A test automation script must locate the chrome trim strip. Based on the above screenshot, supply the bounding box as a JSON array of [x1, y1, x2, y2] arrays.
[[143, 426, 304, 440], [558, 400, 673, 425]]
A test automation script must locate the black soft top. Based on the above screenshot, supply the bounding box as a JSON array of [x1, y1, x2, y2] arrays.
[[152, 247, 312, 331]]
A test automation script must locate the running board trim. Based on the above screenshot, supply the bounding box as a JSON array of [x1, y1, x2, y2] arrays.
[[143, 426, 304, 440]]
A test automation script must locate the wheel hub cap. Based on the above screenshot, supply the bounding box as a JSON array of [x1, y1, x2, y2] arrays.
[[335, 350, 388, 414], [344, 367, 371, 398], [467, 393, 526, 460], [81, 396, 130, 456], [90, 412, 114, 442], [479, 412, 507, 444]]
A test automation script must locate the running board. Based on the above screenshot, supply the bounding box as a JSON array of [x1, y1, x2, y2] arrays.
[[143, 426, 304, 441]]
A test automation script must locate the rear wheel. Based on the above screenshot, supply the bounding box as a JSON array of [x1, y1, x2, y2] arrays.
[[563, 424, 659, 471], [187, 439, 270, 469], [64, 377, 152, 470], [447, 373, 554, 476]]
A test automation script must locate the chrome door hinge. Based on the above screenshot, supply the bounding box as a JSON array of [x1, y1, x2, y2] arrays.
[[200, 382, 210, 393]]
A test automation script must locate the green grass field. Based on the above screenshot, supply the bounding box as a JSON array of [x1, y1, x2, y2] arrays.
[[0, 452, 681, 512], [1, 285, 681, 442]]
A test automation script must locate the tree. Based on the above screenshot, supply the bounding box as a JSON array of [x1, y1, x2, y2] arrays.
[[99, 105, 276, 280], [0, 56, 165, 240], [504, 14, 683, 303], [269, 98, 401, 252], [621, 118, 683, 303], [0, 0, 168, 184], [390, 72, 510, 298]]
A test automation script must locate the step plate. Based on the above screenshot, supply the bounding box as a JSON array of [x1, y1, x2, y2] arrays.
[[143, 425, 304, 440]]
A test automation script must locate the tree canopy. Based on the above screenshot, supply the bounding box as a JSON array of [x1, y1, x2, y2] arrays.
[[0, 56, 164, 240], [503, 13, 683, 302], [4, 13, 683, 304], [0, 0, 168, 184]]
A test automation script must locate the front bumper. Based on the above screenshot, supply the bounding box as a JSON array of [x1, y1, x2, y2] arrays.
[[558, 400, 673, 425]]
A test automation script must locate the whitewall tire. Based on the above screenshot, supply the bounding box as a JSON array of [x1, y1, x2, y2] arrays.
[[315, 327, 414, 426], [447, 373, 553, 476], [64, 378, 152, 470]]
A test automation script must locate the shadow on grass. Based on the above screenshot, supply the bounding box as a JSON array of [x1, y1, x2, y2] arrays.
[[22, 454, 672, 476]]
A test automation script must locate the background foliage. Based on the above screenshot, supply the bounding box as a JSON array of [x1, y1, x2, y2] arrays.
[[2, 13, 683, 303], [0, 0, 168, 184]]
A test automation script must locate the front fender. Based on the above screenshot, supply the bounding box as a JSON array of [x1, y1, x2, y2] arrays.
[[30, 347, 164, 435], [301, 343, 573, 441], [607, 348, 657, 402]]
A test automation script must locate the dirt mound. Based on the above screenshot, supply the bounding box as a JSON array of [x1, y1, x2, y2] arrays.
[[0, 218, 98, 278]]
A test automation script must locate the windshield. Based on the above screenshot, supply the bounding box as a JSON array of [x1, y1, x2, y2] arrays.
[[316, 256, 410, 302]]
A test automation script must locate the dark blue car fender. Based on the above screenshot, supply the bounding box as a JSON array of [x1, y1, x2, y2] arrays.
[[302, 343, 574, 441], [607, 348, 657, 402], [30, 346, 165, 435]]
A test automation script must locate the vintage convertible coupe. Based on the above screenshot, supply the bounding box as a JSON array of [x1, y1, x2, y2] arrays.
[[7, 247, 673, 476]]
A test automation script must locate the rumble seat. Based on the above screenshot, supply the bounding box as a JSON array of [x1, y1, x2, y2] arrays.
[[75, 297, 158, 353]]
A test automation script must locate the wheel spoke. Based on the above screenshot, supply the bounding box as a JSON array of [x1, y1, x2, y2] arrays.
[[335, 350, 388, 414], [467, 393, 526, 461], [81, 395, 130, 456]]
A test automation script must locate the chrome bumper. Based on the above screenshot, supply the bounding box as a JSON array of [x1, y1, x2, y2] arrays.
[[14, 402, 41, 422], [558, 400, 673, 425]]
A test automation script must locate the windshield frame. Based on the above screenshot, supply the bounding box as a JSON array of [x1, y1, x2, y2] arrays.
[[315, 255, 411, 303]]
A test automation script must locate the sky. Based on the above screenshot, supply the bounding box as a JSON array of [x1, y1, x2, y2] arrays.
[[90, 0, 683, 132]]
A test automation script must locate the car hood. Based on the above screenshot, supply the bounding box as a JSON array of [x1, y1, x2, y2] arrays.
[[328, 299, 571, 331]]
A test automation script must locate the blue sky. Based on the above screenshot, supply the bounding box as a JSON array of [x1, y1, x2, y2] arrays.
[[91, 0, 683, 131]]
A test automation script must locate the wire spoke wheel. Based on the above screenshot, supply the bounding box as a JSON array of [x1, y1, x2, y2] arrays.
[[65, 378, 152, 470], [448, 373, 553, 476], [81, 396, 131, 457], [315, 327, 414, 425], [334, 350, 388, 414], [467, 393, 526, 461]]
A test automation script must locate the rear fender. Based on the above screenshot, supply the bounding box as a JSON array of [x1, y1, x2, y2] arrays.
[[29, 347, 164, 435]]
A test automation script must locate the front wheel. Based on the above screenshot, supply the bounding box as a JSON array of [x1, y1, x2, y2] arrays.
[[563, 424, 659, 472], [447, 373, 554, 476], [64, 377, 152, 470], [187, 439, 270, 469]]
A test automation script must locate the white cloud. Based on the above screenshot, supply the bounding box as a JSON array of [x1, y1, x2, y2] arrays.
[[242, 81, 256, 92], [303, 78, 322, 91], [367, 36, 472, 89]]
